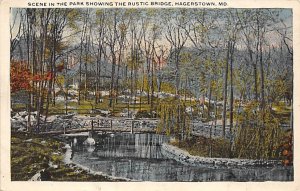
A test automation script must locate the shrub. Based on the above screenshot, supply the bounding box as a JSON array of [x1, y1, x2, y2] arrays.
[[233, 101, 286, 160]]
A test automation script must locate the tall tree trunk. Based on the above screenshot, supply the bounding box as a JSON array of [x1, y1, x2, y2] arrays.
[[229, 41, 235, 133], [109, 53, 116, 108], [78, 10, 89, 105], [222, 41, 230, 138], [259, 37, 265, 110]]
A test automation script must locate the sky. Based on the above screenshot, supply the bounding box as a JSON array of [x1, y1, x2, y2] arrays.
[[10, 8, 293, 53]]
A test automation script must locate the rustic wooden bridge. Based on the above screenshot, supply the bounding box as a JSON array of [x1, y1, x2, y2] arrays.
[[40, 117, 159, 135], [36, 116, 290, 139], [40, 126, 157, 135], [38, 116, 231, 139]]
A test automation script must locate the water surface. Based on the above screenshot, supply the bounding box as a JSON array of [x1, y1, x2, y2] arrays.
[[70, 133, 293, 181]]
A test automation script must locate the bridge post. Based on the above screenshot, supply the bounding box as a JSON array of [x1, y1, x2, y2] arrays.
[[91, 120, 94, 136], [131, 120, 134, 134], [110, 119, 112, 130]]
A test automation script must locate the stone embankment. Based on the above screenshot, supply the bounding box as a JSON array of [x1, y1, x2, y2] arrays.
[[161, 143, 282, 167]]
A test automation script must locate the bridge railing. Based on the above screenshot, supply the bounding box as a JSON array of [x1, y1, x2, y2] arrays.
[[20, 115, 290, 138]]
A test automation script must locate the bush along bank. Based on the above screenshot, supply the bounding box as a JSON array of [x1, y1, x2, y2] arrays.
[[161, 143, 282, 167]]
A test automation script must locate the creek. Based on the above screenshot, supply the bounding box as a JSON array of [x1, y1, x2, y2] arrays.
[[68, 133, 293, 181]]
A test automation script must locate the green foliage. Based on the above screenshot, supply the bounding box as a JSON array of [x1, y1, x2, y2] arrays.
[[172, 136, 231, 158], [266, 78, 289, 104], [156, 101, 191, 139], [11, 133, 64, 180], [136, 75, 158, 93], [233, 101, 285, 160], [11, 132, 118, 181], [160, 82, 176, 94]]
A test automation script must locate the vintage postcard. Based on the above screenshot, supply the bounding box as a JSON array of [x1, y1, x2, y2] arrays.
[[1, 0, 299, 190]]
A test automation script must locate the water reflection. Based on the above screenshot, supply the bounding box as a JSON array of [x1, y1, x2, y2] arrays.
[[71, 133, 293, 181]]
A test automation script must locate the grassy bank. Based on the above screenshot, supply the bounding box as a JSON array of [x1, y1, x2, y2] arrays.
[[171, 136, 231, 158], [171, 129, 292, 163], [11, 132, 124, 181]]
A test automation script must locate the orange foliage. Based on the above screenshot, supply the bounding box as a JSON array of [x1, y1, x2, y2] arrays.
[[11, 61, 31, 92], [278, 131, 293, 166], [10, 61, 54, 93]]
